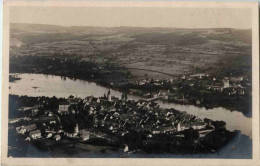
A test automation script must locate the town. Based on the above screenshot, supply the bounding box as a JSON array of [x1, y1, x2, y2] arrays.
[[126, 73, 251, 116], [9, 88, 235, 155]]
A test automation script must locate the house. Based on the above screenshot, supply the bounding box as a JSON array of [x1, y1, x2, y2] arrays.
[[166, 111, 173, 117], [9, 118, 20, 124], [84, 96, 94, 103], [109, 126, 114, 130], [124, 145, 129, 152], [191, 121, 206, 130], [31, 105, 41, 116], [16, 126, 26, 134], [138, 79, 148, 85], [80, 130, 90, 141], [18, 106, 33, 112], [58, 101, 70, 114], [163, 126, 176, 133], [24, 124, 37, 131], [113, 112, 120, 118], [238, 89, 245, 95], [152, 126, 167, 134], [44, 110, 53, 117], [190, 73, 206, 79], [223, 79, 230, 88], [84, 101, 90, 107], [204, 119, 213, 127], [49, 120, 56, 124], [207, 85, 223, 91], [17, 124, 37, 134], [230, 76, 243, 82], [29, 130, 41, 139], [89, 107, 94, 115], [53, 134, 61, 141], [37, 116, 57, 124], [147, 134, 153, 138], [46, 133, 53, 138], [71, 109, 76, 114], [177, 123, 186, 132], [152, 129, 161, 134]]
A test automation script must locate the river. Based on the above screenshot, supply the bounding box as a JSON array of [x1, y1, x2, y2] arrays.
[[8, 73, 252, 158]]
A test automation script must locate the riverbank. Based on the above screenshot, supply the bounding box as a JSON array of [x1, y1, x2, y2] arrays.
[[9, 71, 252, 117]]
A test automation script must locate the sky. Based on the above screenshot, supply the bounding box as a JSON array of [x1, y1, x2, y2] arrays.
[[9, 6, 252, 29]]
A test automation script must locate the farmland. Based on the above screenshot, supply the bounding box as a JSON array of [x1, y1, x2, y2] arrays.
[[10, 23, 252, 81]]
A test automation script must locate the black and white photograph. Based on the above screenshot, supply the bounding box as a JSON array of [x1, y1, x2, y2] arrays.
[[1, 1, 259, 166]]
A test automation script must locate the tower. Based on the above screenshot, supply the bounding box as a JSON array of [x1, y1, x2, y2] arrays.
[[121, 93, 124, 101], [177, 123, 181, 132], [107, 89, 111, 101], [121, 91, 128, 101], [124, 91, 128, 101], [74, 123, 79, 135]]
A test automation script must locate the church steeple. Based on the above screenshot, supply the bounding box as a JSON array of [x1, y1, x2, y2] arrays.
[[107, 88, 111, 101], [121, 91, 128, 101], [74, 123, 79, 135]]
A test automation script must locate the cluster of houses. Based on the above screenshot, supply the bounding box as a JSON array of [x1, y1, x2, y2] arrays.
[[182, 74, 248, 93], [132, 73, 250, 102], [13, 93, 112, 142], [16, 124, 42, 140], [15, 115, 62, 141], [204, 76, 247, 95], [15, 118, 90, 142], [63, 123, 90, 141], [12, 89, 215, 144], [58, 91, 214, 138]]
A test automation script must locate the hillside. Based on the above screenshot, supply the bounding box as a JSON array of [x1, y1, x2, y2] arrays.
[[9, 23, 252, 80]]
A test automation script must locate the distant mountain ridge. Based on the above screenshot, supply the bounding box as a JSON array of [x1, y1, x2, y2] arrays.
[[10, 23, 251, 33], [10, 23, 252, 46]]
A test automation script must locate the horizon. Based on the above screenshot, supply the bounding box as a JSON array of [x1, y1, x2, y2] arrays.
[[10, 22, 252, 30]]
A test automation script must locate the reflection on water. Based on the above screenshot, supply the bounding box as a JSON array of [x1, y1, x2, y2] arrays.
[[10, 73, 122, 99], [9, 73, 140, 100]]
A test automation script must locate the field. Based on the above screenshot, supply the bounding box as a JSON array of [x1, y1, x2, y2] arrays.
[[10, 23, 252, 81]]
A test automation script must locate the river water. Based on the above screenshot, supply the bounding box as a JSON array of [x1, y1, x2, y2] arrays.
[[9, 73, 252, 158]]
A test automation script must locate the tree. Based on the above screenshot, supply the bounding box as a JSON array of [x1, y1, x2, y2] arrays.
[[126, 71, 131, 78], [150, 78, 154, 84], [183, 128, 199, 140]]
